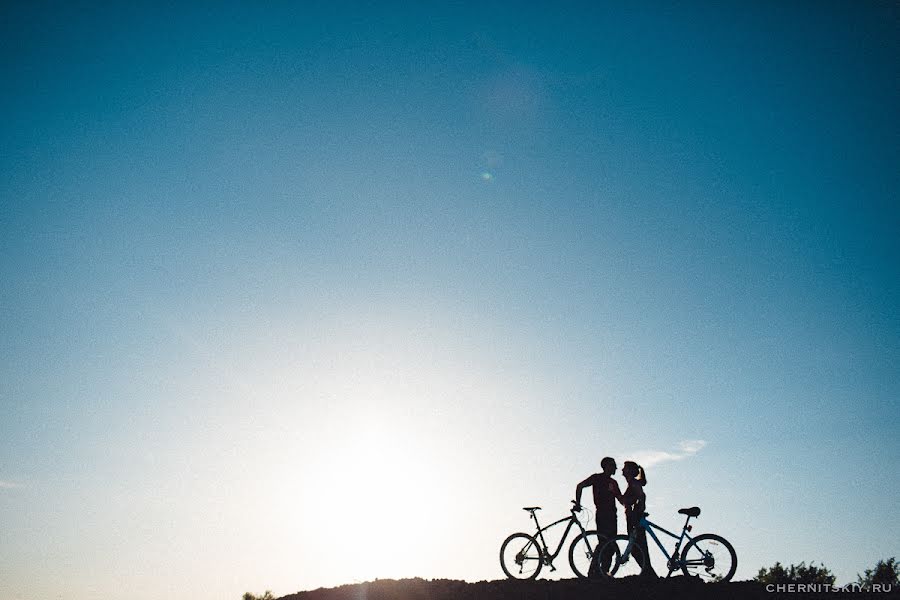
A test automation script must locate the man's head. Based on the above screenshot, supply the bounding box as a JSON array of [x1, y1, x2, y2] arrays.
[[601, 456, 616, 474]]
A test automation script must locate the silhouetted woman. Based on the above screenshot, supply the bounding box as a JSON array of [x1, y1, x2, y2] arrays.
[[622, 461, 658, 578]]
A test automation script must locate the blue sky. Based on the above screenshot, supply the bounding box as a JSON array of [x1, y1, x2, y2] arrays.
[[1, 2, 898, 598]]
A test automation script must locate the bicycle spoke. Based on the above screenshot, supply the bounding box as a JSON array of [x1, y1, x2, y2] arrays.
[[680, 534, 737, 582], [500, 533, 544, 580]]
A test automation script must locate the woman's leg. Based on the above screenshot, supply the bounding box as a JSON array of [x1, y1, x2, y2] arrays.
[[634, 528, 658, 577]]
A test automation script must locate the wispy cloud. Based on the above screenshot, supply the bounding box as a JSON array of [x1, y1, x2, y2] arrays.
[[631, 440, 708, 468], [0, 480, 23, 489]]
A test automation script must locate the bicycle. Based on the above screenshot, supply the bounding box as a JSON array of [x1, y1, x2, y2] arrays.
[[598, 506, 737, 582], [499, 501, 606, 579]]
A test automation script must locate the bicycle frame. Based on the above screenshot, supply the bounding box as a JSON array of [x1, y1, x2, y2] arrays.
[[611, 514, 702, 577], [639, 516, 695, 574], [530, 512, 590, 569]]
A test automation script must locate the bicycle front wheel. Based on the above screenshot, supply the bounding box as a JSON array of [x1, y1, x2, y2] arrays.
[[598, 534, 646, 578], [680, 533, 737, 582], [500, 532, 543, 580], [568, 529, 605, 578]]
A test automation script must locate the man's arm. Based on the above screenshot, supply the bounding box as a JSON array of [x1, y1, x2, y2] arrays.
[[609, 479, 625, 504], [575, 475, 593, 507]]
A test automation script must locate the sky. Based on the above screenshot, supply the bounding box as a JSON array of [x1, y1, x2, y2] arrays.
[[1, 1, 898, 598]]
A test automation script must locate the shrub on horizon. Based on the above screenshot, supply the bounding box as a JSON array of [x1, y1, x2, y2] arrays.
[[755, 561, 835, 585], [242, 591, 275, 600], [857, 557, 899, 588]]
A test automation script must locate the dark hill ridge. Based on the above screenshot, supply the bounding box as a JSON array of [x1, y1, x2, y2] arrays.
[[276, 577, 899, 600]]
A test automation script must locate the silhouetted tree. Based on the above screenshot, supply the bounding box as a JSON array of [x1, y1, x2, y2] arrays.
[[755, 561, 835, 585], [857, 557, 899, 588], [243, 591, 274, 600]]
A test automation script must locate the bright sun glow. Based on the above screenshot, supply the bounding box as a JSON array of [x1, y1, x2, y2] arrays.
[[301, 415, 452, 582]]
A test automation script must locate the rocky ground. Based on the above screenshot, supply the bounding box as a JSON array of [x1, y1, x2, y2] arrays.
[[275, 577, 898, 600]]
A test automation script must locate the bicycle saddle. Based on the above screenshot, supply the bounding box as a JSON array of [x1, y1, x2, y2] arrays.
[[678, 506, 701, 517], [522, 506, 541, 512]]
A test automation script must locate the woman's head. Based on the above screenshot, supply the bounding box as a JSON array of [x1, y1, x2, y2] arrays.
[[623, 461, 647, 486]]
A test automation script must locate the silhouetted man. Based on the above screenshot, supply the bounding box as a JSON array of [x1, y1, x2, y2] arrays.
[[575, 457, 622, 576]]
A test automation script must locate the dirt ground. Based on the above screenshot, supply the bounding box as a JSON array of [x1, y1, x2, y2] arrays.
[[275, 576, 898, 600]]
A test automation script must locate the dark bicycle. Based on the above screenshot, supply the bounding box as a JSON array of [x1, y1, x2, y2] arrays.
[[499, 501, 605, 579]]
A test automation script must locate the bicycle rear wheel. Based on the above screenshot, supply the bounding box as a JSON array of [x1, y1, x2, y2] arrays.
[[598, 534, 646, 578], [680, 533, 737, 582], [500, 532, 543, 580]]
